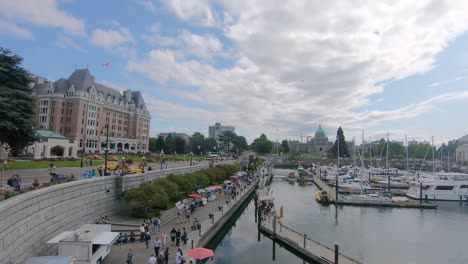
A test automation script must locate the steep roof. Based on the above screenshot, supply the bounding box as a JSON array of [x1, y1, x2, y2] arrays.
[[67, 69, 95, 90]]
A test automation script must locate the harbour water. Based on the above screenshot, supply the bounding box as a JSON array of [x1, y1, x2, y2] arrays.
[[208, 169, 468, 264]]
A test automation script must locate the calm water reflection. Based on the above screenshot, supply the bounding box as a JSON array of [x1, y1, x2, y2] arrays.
[[209, 169, 468, 264]]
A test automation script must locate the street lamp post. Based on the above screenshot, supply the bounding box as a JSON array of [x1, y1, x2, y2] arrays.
[[80, 135, 86, 168], [104, 123, 110, 176], [1, 144, 11, 194], [142, 156, 146, 172], [160, 149, 164, 169], [190, 152, 193, 166]]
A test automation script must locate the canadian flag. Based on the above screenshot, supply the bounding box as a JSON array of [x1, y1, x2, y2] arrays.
[[102, 62, 110, 68]]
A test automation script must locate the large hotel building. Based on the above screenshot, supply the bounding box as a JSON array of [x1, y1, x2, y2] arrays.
[[31, 69, 151, 154]]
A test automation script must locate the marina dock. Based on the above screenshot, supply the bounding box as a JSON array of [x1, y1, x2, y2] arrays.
[[336, 200, 438, 209], [259, 216, 361, 264], [312, 176, 337, 199]]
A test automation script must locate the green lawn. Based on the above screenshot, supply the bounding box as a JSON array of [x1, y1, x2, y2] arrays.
[[7, 154, 207, 170]]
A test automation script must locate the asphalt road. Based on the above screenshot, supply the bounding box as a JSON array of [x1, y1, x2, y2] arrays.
[[3, 160, 210, 186]]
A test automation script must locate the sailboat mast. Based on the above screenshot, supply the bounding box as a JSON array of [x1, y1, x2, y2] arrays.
[[337, 132, 340, 169], [432, 136, 435, 173], [386, 132, 389, 171], [405, 134, 409, 173], [276, 128, 279, 156]]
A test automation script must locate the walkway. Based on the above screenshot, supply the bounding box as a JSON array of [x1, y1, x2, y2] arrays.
[[104, 176, 258, 264]]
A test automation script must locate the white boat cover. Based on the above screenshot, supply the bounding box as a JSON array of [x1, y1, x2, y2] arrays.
[[93, 232, 120, 245]]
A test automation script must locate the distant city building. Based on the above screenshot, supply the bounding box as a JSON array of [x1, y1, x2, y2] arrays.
[[158, 132, 191, 143], [208, 122, 235, 142], [456, 134, 468, 163], [288, 125, 331, 155], [31, 69, 151, 154]]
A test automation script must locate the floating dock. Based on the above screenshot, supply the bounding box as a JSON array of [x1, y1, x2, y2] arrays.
[[312, 177, 337, 198], [259, 216, 361, 264], [336, 200, 438, 209]]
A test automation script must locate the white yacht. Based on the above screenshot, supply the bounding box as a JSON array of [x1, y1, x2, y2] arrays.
[[338, 179, 378, 194], [375, 177, 410, 188], [406, 173, 468, 201]]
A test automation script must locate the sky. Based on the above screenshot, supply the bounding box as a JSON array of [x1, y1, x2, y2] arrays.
[[1, 0, 468, 146]]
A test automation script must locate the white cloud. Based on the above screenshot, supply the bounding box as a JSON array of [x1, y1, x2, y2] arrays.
[[138, 0, 156, 13], [160, 0, 216, 26], [0, 0, 85, 37], [0, 18, 33, 39], [135, 0, 468, 141], [90, 26, 134, 53], [56, 33, 87, 53]]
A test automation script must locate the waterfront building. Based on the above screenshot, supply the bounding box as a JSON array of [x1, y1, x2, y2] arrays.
[[24, 129, 78, 159], [288, 125, 331, 155], [31, 69, 151, 154], [456, 134, 468, 163], [208, 122, 235, 142], [158, 132, 191, 143]]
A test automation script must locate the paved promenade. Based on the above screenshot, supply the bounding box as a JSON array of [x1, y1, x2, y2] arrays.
[[6, 160, 208, 186], [104, 176, 257, 264]]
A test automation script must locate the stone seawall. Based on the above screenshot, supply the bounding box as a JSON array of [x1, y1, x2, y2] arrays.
[[0, 163, 213, 264]]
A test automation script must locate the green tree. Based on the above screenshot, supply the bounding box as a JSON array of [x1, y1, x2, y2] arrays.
[[288, 150, 300, 160], [0, 48, 36, 152], [331, 127, 350, 158], [218, 131, 237, 156], [189, 132, 205, 154], [173, 137, 186, 154], [205, 138, 218, 153], [164, 134, 175, 153], [124, 182, 169, 217], [154, 178, 180, 202], [251, 134, 273, 155], [155, 136, 166, 152], [232, 135, 248, 154], [149, 137, 158, 152], [281, 139, 290, 153]]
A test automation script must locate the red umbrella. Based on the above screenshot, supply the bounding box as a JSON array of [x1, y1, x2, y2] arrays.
[[187, 247, 214, 260], [230, 175, 239, 179], [210, 185, 223, 189], [187, 193, 202, 198]]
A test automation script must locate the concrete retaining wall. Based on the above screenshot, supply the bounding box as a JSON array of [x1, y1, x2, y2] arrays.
[[197, 183, 257, 247], [0, 163, 211, 264]]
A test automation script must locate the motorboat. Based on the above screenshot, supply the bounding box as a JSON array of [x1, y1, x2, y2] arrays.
[[344, 193, 392, 202], [337, 179, 378, 194], [375, 177, 410, 188], [406, 173, 468, 201], [298, 165, 308, 176], [316, 190, 334, 204]]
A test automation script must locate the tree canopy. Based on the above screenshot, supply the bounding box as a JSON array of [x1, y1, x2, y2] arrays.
[[281, 139, 290, 153], [218, 130, 237, 155], [0, 48, 36, 152], [331, 127, 350, 158], [251, 134, 273, 155]]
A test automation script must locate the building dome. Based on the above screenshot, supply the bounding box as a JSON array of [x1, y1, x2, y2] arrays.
[[315, 124, 326, 138]]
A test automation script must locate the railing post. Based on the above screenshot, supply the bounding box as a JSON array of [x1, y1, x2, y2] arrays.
[[199, 226, 201, 237], [191, 240, 194, 249], [335, 243, 339, 264], [303, 234, 307, 248], [272, 216, 276, 238], [279, 221, 282, 232]]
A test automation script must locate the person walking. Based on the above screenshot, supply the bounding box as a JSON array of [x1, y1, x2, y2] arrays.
[[170, 228, 176, 245], [157, 252, 165, 264], [153, 237, 162, 257], [154, 217, 161, 234], [164, 247, 170, 264], [126, 248, 134, 264], [181, 227, 188, 245], [161, 232, 167, 249], [140, 224, 145, 242], [176, 210, 182, 224], [147, 254, 157, 264], [175, 229, 181, 247], [185, 207, 190, 223], [144, 231, 151, 249]]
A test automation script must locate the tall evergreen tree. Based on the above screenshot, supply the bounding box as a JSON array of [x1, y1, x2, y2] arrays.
[[281, 139, 290, 153], [0, 48, 36, 153], [331, 127, 350, 158], [173, 137, 186, 154], [218, 131, 236, 156], [155, 136, 166, 152]]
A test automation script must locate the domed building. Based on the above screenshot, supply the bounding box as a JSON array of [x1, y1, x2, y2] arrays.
[[309, 124, 330, 155]]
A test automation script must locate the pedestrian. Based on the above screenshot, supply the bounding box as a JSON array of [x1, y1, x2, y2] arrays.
[[98, 168, 103, 177], [148, 254, 157, 264], [164, 247, 170, 264], [190, 202, 195, 215], [154, 217, 161, 234], [176, 210, 182, 224], [182, 227, 187, 245], [161, 232, 167, 249], [144, 231, 151, 249], [185, 207, 190, 223], [85, 160, 89, 166], [140, 224, 145, 242], [126, 248, 134, 264], [157, 252, 165, 264], [175, 229, 181, 246], [153, 237, 162, 256], [90, 159, 93, 166], [170, 228, 176, 245]]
